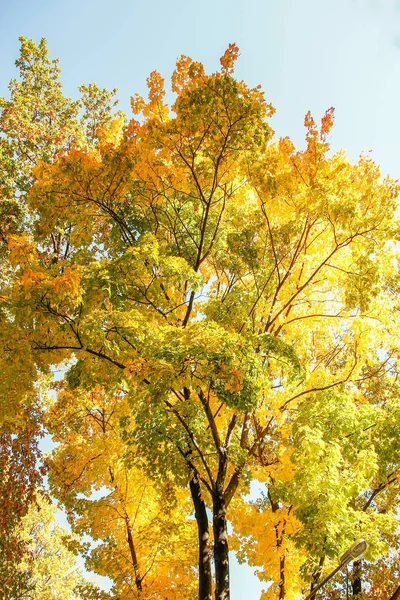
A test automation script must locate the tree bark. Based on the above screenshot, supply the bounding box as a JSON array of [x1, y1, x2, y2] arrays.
[[213, 493, 230, 600], [190, 475, 212, 600], [125, 516, 142, 592], [351, 560, 361, 596], [268, 488, 286, 599], [279, 554, 285, 599]]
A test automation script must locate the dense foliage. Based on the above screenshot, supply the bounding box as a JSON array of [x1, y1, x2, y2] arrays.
[[2, 38, 400, 599]]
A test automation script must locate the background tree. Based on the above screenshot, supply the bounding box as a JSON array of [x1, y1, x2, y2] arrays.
[[0, 410, 43, 599], [0, 37, 122, 598], [0, 36, 121, 416], [14, 493, 106, 600]]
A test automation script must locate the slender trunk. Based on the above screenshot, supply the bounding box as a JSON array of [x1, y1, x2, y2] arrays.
[[351, 560, 361, 596], [213, 493, 230, 600], [190, 476, 212, 600], [268, 489, 287, 599], [279, 555, 285, 599], [125, 516, 142, 592]]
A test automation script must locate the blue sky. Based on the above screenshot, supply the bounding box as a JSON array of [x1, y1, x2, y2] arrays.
[[2, 0, 400, 178], [2, 0, 400, 597]]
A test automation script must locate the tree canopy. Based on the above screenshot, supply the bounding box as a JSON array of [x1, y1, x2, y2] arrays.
[[2, 38, 400, 600]]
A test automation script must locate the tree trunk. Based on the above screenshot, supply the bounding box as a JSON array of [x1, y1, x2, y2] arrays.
[[190, 476, 212, 600], [125, 516, 142, 592], [351, 560, 361, 596], [279, 554, 285, 599], [213, 493, 230, 600]]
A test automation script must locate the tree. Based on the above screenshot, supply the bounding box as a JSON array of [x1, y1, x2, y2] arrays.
[[0, 410, 44, 598], [0, 36, 120, 416], [46, 383, 197, 599], [11, 493, 106, 600], [0, 37, 122, 598], [3, 39, 400, 599]]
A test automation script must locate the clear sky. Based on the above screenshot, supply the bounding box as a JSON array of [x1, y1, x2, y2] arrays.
[[2, 0, 400, 597], [2, 0, 400, 178]]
